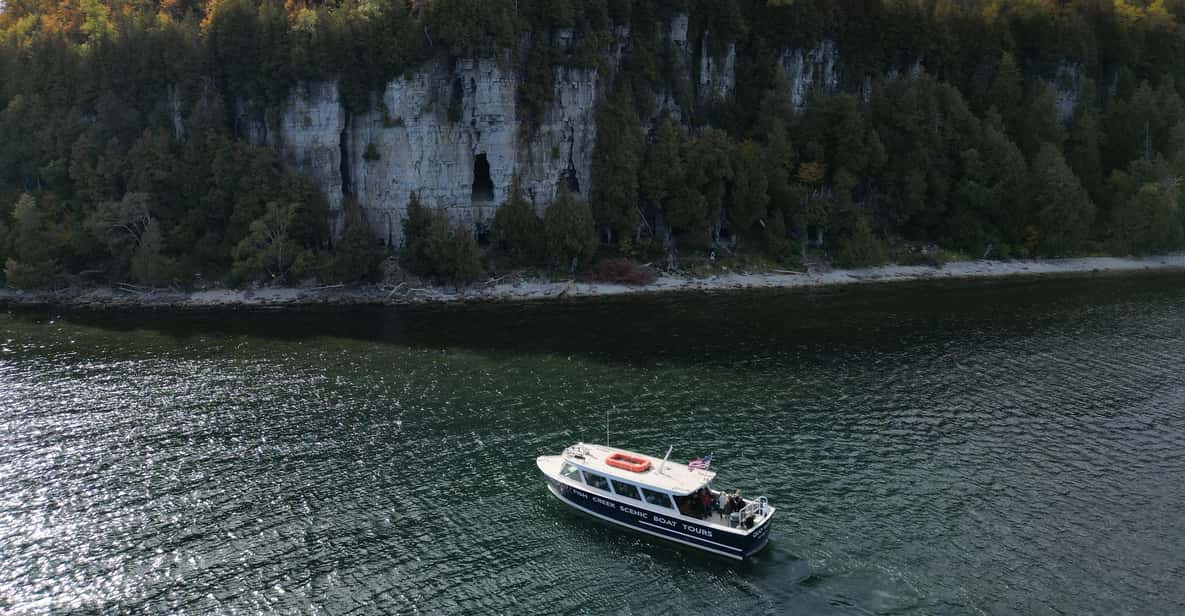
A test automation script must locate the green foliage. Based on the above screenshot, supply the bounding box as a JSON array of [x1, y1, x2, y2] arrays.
[[727, 140, 770, 238], [6, 0, 1185, 291], [491, 176, 544, 265], [231, 202, 311, 285], [400, 192, 438, 278], [833, 214, 888, 268], [1029, 143, 1096, 256], [130, 218, 178, 287], [4, 193, 57, 288], [400, 193, 484, 284], [1110, 182, 1184, 254], [324, 206, 385, 283], [440, 224, 484, 286], [544, 187, 597, 272], [590, 89, 642, 242]]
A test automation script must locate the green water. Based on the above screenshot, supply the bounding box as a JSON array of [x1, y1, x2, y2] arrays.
[[2, 274, 1184, 614]]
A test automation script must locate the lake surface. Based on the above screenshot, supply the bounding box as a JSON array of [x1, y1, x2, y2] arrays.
[[3, 273, 1184, 614]]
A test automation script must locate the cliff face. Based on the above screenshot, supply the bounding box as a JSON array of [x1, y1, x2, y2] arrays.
[[251, 59, 597, 243], [242, 20, 1062, 245]]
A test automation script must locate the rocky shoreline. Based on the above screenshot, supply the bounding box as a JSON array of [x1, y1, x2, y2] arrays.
[[2, 255, 1184, 311]]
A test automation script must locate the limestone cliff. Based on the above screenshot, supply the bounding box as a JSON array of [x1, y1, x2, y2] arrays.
[[239, 21, 1066, 246]]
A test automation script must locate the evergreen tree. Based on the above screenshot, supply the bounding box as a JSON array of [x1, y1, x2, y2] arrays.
[[1029, 143, 1095, 256], [640, 116, 685, 234], [401, 192, 437, 277], [590, 89, 642, 243], [988, 52, 1023, 134], [727, 140, 769, 239], [4, 193, 57, 288], [442, 223, 484, 286], [544, 187, 597, 272], [325, 205, 384, 283], [834, 213, 888, 268], [491, 176, 544, 266], [681, 128, 733, 242], [1018, 83, 1066, 158], [1110, 183, 1183, 254], [1066, 105, 1105, 205]]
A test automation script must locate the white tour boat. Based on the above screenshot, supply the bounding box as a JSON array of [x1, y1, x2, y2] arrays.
[[537, 443, 775, 559]]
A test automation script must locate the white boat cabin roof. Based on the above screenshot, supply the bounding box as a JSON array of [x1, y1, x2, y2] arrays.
[[563, 443, 715, 496]]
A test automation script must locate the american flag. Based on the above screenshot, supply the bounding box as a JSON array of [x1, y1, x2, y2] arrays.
[[688, 455, 712, 470]]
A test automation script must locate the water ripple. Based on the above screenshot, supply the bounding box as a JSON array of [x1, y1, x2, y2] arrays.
[[2, 275, 1185, 614]]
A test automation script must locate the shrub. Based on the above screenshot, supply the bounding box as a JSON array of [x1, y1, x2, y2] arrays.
[[834, 216, 889, 268]]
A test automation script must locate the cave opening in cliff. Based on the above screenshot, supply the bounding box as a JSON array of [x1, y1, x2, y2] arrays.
[[472, 153, 495, 202]]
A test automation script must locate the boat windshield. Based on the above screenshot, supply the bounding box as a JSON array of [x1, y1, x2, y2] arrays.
[[559, 461, 582, 481]]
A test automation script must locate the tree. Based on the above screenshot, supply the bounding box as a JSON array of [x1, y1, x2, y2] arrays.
[[834, 213, 888, 268], [1066, 105, 1105, 204], [130, 218, 177, 287], [988, 53, 1023, 132], [590, 89, 642, 243], [325, 205, 384, 283], [4, 193, 57, 288], [84, 192, 154, 279], [640, 116, 684, 220], [1029, 143, 1095, 256], [231, 202, 309, 284], [1018, 83, 1066, 158], [544, 187, 597, 272], [441, 223, 484, 286], [400, 192, 437, 277], [491, 175, 544, 265], [680, 128, 733, 242], [727, 140, 769, 238], [1111, 182, 1183, 254]]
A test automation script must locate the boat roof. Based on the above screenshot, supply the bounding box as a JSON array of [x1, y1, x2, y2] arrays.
[[563, 443, 716, 496]]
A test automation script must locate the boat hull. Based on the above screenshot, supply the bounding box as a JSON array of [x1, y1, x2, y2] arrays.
[[543, 475, 771, 560]]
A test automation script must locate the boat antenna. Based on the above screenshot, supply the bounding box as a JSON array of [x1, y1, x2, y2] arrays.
[[606, 406, 611, 448], [660, 445, 673, 474]]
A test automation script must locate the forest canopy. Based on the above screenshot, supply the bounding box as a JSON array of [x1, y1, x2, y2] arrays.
[[3, 0, 1185, 287]]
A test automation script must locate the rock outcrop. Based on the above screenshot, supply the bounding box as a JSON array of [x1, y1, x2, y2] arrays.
[[248, 60, 596, 245], [237, 24, 1075, 245], [782, 40, 840, 109]]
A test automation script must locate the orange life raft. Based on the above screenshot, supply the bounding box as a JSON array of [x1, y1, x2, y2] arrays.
[[606, 452, 651, 473]]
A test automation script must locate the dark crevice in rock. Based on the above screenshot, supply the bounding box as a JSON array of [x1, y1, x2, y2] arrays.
[[472, 153, 494, 203], [339, 111, 352, 197]]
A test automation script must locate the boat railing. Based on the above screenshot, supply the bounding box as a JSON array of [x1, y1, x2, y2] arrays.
[[741, 496, 770, 519]]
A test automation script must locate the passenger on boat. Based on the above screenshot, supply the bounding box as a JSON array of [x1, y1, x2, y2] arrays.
[[698, 489, 713, 517], [728, 490, 744, 513]]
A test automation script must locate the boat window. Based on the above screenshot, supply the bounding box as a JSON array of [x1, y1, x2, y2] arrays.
[[583, 472, 611, 491], [611, 480, 641, 500], [641, 488, 673, 509], [560, 462, 582, 481]]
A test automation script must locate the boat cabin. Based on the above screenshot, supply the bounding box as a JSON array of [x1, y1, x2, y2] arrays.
[[558, 443, 764, 530]]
